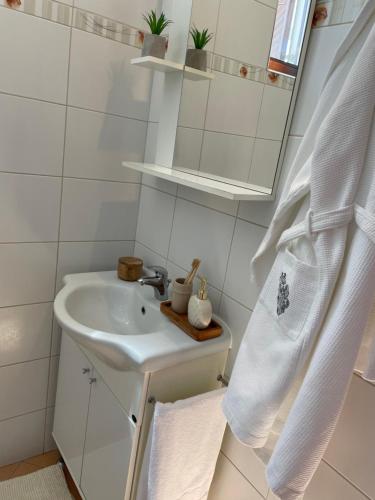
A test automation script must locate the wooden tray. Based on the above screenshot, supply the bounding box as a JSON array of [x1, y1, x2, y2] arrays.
[[160, 301, 223, 342]]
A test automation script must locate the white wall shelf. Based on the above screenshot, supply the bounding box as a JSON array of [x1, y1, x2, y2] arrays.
[[122, 162, 272, 201], [131, 56, 184, 73], [131, 57, 214, 81]]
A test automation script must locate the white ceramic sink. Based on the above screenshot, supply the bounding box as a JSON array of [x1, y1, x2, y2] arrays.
[[54, 271, 231, 373]]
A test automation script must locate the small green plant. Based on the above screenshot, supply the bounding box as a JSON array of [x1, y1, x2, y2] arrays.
[[190, 26, 214, 50], [143, 10, 172, 35]]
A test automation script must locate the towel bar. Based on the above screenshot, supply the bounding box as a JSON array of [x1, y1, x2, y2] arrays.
[[147, 375, 228, 405]]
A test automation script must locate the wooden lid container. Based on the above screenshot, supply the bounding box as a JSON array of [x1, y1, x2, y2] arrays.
[[118, 256, 143, 282]]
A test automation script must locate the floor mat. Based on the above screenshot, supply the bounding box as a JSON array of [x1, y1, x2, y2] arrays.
[[0, 464, 73, 499]]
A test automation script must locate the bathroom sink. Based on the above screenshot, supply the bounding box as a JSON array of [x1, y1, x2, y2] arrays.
[[54, 271, 231, 373]]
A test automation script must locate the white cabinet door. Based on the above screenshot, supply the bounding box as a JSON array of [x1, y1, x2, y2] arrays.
[[80, 370, 136, 500], [53, 333, 92, 483]]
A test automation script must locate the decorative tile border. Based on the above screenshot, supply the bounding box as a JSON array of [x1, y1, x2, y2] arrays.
[[313, 0, 366, 28], [1, 0, 71, 26], [72, 8, 143, 48], [1, 0, 294, 91], [210, 53, 295, 91]]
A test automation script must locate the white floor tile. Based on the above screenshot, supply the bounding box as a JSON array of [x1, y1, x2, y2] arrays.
[[208, 452, 264, 500]]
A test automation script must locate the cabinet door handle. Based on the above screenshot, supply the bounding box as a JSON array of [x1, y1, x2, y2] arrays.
[[82, 368, 90, 374], [89, 377, 97, 385]]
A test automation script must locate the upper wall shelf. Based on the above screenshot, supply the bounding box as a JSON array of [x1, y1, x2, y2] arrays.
[[131, 57, 214, 81], [122, 162, 272, 201], [131, 56, 183, 73]]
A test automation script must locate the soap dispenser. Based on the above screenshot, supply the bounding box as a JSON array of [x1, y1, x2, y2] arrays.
[[188, 276, 213, 329]]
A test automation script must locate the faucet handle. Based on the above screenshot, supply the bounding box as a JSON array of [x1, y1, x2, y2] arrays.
[[148, 266, 168, 278]]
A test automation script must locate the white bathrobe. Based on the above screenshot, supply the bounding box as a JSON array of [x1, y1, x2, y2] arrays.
[[223, 2, 375, 498]]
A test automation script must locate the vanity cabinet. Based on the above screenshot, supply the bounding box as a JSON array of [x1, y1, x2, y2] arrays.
[[54, 334, 136, 500], [54, 332, 228, 500], [80, 372, 136, 500], [53, 333, 92, 481]]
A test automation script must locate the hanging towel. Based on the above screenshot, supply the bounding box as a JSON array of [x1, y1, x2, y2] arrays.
[[223, 1, 375, 498], [138, 389, 227, 500]]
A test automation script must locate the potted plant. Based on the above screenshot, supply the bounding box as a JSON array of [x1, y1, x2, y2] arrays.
[[186, 26, 214, 71], [142, 10, 172, 59]]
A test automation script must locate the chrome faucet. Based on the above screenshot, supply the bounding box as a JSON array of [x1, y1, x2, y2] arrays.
[[137, 266, 171, 301]]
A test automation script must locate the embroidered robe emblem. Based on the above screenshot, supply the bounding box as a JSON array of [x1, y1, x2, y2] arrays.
[[277, 272, 290, 316]]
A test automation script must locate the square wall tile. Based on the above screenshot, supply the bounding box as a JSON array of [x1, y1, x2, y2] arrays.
[[51, 318, 62, 356], [221, 427, 269, 497], [291, 24, 350, 136], [0, 243, 57, 307], [0, 94, 65, 176], [44, 407, 57, 452], [168, 199, 235, 290], [75, 0, 157, 29], [238, 135, 302, 227], [324, 376, 375, 499], [0, 8, 70, 103], [200, 131, 255, 183], [190, 0, 220, 50], [134, 242, 167, 269], [174, 127, 203, 171], [47, 356, 59, 408], [0, 173, 61, 243], [0, 358, 49, 421], [0, 303, 53, 368], [205, 73, 263, 137], [257, 86, 292, 141], [56, 240, 134, 290], [215, 0, 276, 68], [69, 29, 152, 120], [64, 107, 145, 183], [224, 219, 266, 309], [177, 185, 238, 217], [248, 139, 282, 189], [166, 260, 222, 314], [59, 178, 139, 242], [178, 78, 210, 129], [267, 461, 367, 500], [136, 186, 176, 257], [0, 410, 45, 466], [208, 452, 263, 500], [219, 295, 251, 376]]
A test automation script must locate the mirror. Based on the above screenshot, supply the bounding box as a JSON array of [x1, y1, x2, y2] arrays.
[[126, 0, 316, 199], [172, 0, 314, 194]]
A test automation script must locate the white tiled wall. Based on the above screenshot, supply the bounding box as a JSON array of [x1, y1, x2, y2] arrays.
[[135, 1, 374, 498], [0, 0, 155, 465]]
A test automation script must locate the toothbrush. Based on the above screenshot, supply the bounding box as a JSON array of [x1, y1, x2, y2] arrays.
[[185, 259, 201, 285]]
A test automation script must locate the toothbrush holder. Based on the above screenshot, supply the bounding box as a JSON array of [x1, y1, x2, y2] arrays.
[[171, 278, 193, 314]]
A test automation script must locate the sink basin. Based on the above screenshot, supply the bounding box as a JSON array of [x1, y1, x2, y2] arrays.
[[54, 271, 231, 373]]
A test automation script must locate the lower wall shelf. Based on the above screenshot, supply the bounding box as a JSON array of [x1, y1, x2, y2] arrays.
[[122, 162, 273, 201]]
